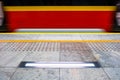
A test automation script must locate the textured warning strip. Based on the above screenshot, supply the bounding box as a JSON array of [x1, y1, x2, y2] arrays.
[[0, 42, 120, 52], [0, 42, 92, 51], [0, 40, 120, 42]]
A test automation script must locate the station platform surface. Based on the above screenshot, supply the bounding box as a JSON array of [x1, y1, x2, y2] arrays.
[[0, 33, 120, 80]]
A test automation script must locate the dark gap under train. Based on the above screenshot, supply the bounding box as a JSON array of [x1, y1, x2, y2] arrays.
[[3, 0, 116, 6]]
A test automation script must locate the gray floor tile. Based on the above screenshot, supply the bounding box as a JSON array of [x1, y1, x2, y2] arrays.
[[10, 68, 59, 80], [92, 51, 120, 67], [60, 42, 92, 51], [104, 68, 120, 80], [0, 51, 28, 67], [60, 68, 110, 80], [0, 68, 16, 80], [0, 42, 60, 52], [60, 50, 96, 62], [23, 52, 59, 62]]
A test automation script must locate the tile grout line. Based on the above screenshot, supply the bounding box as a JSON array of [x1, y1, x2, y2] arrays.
[[9, 50, 32, 80], [59, 42, 61, 80], [87, 42, 103, 68], [59, 68, 60, 80], [86, 42, 99, 62], [17, 51, 33, 68], [102, 68, 112, 80], [4, 52, 23, 66], [87, 42, 112, 80], [9, 68, 17, 80], [20, 51, 32, 63]]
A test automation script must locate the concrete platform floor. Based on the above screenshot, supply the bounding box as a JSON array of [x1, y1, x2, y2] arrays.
[[0, 33, 120, 80]]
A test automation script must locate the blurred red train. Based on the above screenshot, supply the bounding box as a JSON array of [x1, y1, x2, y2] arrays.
[[0, 0, 120, 32]]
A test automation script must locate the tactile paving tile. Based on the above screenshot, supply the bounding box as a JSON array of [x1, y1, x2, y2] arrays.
[[60, 42, 92, 52], [60, 50, 97, 62], [1, 42, 120, 52], [104, 43, 120, 52], [0, 42, 60, 52], [87, 42, 120, 52], [0, 42, 92, 52], [87, 42, 120, 67]]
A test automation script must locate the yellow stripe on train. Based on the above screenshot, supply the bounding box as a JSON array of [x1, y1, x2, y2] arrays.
[[4, 6, 116, 11]]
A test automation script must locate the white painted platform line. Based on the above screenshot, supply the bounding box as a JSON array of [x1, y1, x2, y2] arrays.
[[19, 62, 101, 68], [15, 28, 105, 32]]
